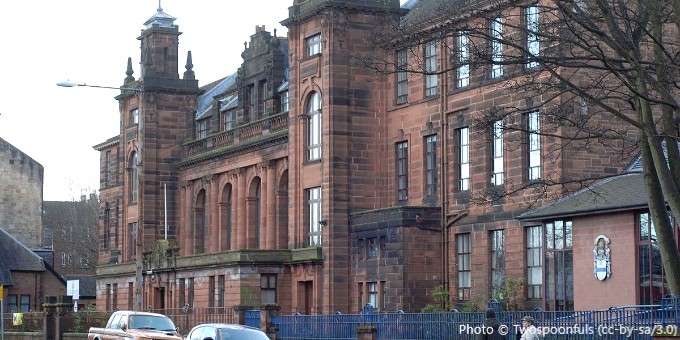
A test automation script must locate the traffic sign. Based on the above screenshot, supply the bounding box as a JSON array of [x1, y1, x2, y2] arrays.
[[0, 285, 3, 301]]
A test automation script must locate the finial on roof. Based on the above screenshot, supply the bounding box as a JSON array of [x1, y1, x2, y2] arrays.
[[274, 28, 277, 37], [124, 57, 135, 84], [158, 0, 162, 11], [183, 51, 195, 80]]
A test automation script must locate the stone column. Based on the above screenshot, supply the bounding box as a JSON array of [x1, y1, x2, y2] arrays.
[[210, 177, 219, 252], [266, 161, 277, 249], [237, 169, 247, 249], [184, 183, 193, 255]]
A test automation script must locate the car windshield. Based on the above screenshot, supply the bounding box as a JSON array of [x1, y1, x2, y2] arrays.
[[128, 315, 176, 331], [217, 328, 269, 340]]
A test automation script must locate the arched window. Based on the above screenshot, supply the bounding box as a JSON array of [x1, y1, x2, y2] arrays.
[[307, 92, 322, 160], [194, 190, 206, 254], [129, 152, 139, 203]]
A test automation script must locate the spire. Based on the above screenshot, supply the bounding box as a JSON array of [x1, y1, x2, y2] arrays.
[[143, 3, 177, 30], [124, 57, 135, 84], [183, 51, 195, 80]]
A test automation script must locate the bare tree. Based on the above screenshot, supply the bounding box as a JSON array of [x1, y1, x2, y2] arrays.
[[355, 0, 680, 295]]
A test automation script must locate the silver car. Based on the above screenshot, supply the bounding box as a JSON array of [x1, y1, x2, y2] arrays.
[[185, 323, 269, 340]]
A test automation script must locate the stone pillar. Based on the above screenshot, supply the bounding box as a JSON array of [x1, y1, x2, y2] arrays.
[[260, 165, 268, 249], [233, 305, 253, 325], [263, 305, 281, 339], [237, 170, 247, 248], [210, 177, 219, 252], [266, 162, 277, 249], [183, 183, 193, 254], [357, 325, 377, 340]]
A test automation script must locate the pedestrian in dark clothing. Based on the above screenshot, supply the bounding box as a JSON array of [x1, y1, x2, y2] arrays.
[[477, 308, 506, 340]]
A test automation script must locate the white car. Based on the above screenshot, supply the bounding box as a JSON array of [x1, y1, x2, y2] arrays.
[[185, 323, 269, 340]]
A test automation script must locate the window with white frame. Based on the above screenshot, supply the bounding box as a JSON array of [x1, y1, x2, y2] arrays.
[[280, 91, 289, 112], [491, 18, 504, 78], [528, 111, 541, 180], [490, 230, 505, 296], [458, 127, 470, 191], [367, 282, 378, 308], [457, 233, 471, 300], [396, 141, 408, 201], [105, 150, 112, 186], [526, 6, 540, 68], [456, 31, 470, 88], [545, 219, 573, 311], [526, 226, 543, 299], [308, 187, 322, 246], [130, 108, 139, 125], [197, 119, 208, 139], [396, 49, 408, 104], [130, 152, 139, 203], [424, 40, 438, 97], [307, 92, 322, 160], [425, 134, 438, 196], [222, 111, 234, 131], [307, 34, 321, 56], [491, 120, 504, 185]]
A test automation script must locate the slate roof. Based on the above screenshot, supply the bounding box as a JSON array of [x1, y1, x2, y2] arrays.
[[401, 0, 498, 28], [0, 227, 45, 285], [517, 172, 648, 221], [196, 73, 238, 120]]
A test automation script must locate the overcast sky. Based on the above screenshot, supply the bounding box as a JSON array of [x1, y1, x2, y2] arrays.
[[0, 0, 406, 202]]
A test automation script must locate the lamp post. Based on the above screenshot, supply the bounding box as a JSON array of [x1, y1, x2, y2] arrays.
[[57, 80, 145, 311]]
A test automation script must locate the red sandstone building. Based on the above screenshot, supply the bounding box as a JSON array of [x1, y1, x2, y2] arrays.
[[92, 0, 678, 315]]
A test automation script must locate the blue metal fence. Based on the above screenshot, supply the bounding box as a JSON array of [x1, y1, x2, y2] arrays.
[[245, 309, 261, 329], [273, 296, 679, 340]]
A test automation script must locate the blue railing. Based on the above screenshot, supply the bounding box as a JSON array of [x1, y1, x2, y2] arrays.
[[274, 296, 679, 340], [245, 309, 261, 329]]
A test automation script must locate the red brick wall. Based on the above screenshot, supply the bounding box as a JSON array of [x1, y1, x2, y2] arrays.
[[572, 212, 638, 310]]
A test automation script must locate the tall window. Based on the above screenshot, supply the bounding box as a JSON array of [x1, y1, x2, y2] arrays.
[[20, 295, 29, 312], [526, 6, 540, 68], [307, 92, 322, 161], [104, 203, 111, 249], [130, 108, 139, 125], [457, 233, 472, 300], [490, 230, 505, 296], [528, 111, 541, 180], [209, 276, 216, 308], [425, 135, 438, 197], [105, 150, 112, 186], [491, 120, 504, 185], [130, 152, 139, 203], [424, 40, 438, 97], [197, 119, 208, 139], [308, 187, 322, 246], [639, 212, 677, 304], [179, 279, 186, 307], [545, 220, 573, 310], [307, 34, 321, 56], [396, 141, 409, 201], [218, 275, 225, 308], [129, 222, 137, 261], [491, 18, 504, 78], [261, 274, 277, 305], [396, 49, 408, 104], [280, 91, 289, 112], [456, 31, 470, 88], [222, 111, 234, 130], [260, 80, 268, 115], [526, 226, 543, 299], [458, 127, 470, 191], [367, 282, 378, 308], [246, 85, 255, 119], [194, 190, 206, 254], [188, 278, 195, 308]]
